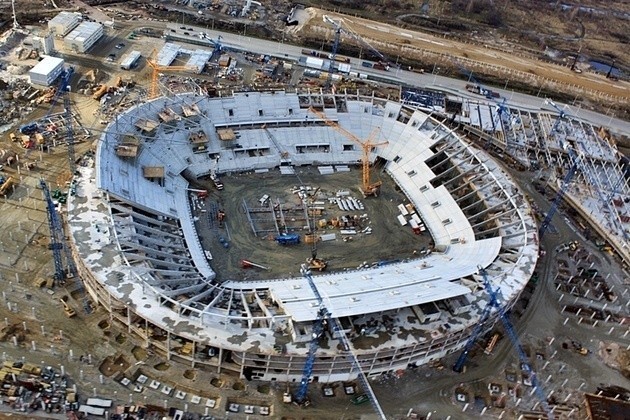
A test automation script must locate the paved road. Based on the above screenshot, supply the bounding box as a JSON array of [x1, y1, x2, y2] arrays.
[[98, 17, 630, 135], [163, 25, 630, 133]]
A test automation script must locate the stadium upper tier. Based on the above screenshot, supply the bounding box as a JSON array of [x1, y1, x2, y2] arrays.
[[80, 91, 537, 365]]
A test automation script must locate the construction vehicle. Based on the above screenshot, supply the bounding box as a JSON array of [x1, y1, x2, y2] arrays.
[[304, 187, 327, 271], [294, 265, 386, 418], [275, 233, 300, 245], [453, 267, 552, 418], [60, 297, 76, 318], [308, 107, 388, 197], [0, 176, 15, 196]]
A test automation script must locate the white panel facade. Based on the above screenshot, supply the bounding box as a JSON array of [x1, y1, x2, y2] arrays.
[[48, 11, 81, 37], [28, 56, 65, 86], [64, 22, 103, 53]]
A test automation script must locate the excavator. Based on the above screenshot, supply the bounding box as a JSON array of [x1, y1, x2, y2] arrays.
[[305, 188, 327, 271], [60, 297, 77, 318]]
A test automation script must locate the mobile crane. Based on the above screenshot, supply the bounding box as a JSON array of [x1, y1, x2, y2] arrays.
[[322, 15, 391, 87], [308, 107, 388, 197], [453, 267, 552, 418], [294, 265, 386, 419]]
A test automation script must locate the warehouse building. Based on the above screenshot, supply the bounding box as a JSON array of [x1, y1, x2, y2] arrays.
[[120, 51, 141, 70], [64, 22, 103, 53], [28, 56, 65, 86], [48, 11, 81, 37]]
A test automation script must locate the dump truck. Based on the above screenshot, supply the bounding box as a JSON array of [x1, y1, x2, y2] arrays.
[[92, 84, 109, 100]]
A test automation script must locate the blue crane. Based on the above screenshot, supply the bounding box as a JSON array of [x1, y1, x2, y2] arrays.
[[40, 178, 92, 313], [40, 179, 66, 285], [322, 15, 391, 87], [453, 267, 552, 418], [294, 265, 386, 419], [541, 100, 628, 242], [60, 68, 76, 173], [538, 162, 578, 238], [544, 99, 568, 135], [326, 25, 342, 88]]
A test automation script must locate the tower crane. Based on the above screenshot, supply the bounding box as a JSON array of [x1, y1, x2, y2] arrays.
[[147, 49, 195, 99], [453, 267, 553, 419], [308, 107, 388, 197], [40, 179, 92, 314], [37, 67, 76, 173], [41, 179, 66, 285], [60, 68, 76, 174], [295, 265, 386, 419]]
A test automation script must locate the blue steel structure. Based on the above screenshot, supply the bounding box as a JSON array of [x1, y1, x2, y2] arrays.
[[458, 67, 512, 137], [40, 178, 91, 313], [40, 179, 66, 284], [60, 68, 76, 173], [322, 15, 390, 88], [541, 100, 628, 242], [42, 67, 75, 172], [538, 163, 579, 238], [453, 267, 552, 418], [294, 265, 386, 419]]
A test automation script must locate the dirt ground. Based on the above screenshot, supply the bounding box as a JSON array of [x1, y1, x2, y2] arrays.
[[193, 165, 432, 281], [290, 7, 629, 102]]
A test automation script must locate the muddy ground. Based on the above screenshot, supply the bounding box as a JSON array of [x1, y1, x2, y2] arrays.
[[193, 165, 433, 282]]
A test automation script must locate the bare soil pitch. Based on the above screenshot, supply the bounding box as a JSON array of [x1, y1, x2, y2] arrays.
[[193, 166, 432, 281]]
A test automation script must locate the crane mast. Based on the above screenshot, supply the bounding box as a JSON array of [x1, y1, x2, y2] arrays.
[[308, 107, 388, 197], [60, 68, 75, 173], [41, 180, 66, 284], [295, 265, 386, 419], [453, 267, 552, 418]]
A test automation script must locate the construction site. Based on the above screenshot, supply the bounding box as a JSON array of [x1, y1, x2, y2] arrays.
[[0, 1, 627, 420]]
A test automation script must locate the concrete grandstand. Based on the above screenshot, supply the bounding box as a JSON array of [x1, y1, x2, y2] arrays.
[[69, 91, 539, 383]]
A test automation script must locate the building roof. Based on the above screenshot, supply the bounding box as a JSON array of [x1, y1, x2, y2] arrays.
[[260, 238, 501, 322], [65, 22, 102, 43], [48, 11, 81, 29], [29, 56, 64, 77], [186, 50, 212, 74], [121, 51, 141, 68], [156, 43, 180, 67]]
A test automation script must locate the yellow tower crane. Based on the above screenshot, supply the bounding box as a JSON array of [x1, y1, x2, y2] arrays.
[[308, 107, 388, 197], [147, 49, 195, 99]]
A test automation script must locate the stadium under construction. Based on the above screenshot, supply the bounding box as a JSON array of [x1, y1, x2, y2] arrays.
[[65, 90, 542, 384]]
